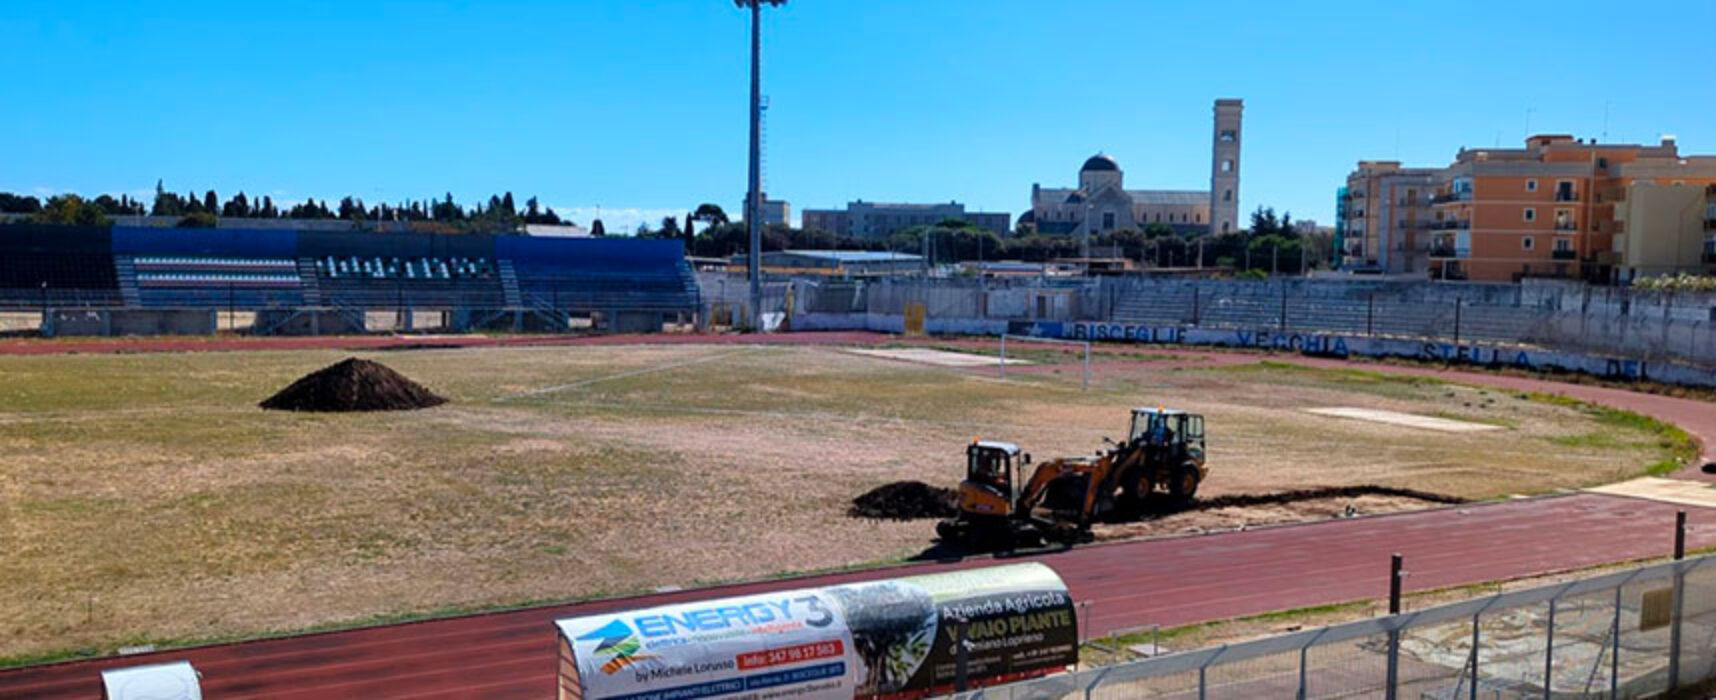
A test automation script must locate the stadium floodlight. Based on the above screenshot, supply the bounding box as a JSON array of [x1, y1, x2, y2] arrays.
[[736, 0, 785, 331]]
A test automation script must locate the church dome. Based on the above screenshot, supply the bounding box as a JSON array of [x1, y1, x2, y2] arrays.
[[1081, 153, 1119, 172]]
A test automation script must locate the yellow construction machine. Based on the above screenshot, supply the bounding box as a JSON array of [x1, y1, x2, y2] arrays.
[[936, 408, 1207, 546]]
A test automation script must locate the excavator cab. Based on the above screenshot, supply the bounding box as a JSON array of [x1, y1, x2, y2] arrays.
[[953, 440, 1028, 519]]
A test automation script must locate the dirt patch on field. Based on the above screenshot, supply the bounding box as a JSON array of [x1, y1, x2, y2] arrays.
[[1095, 487, 1463, 541], [259, 358, 447, 412], [851, 481, 957, 519]]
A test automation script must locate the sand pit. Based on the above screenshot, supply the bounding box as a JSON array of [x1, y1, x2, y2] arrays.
[[843, 347, 1028, 367], [1305, 407, 1501, 433], [260, 358, 447, 412]]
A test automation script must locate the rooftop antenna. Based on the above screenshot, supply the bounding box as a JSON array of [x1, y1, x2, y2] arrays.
[[1524, 107, 1534, 138]]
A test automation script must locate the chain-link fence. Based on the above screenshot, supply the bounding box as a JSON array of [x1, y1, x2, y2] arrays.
[[955, 554, 1716, 699]]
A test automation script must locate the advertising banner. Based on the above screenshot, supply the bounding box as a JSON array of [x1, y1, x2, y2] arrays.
[[554, 563, 1075, 700]]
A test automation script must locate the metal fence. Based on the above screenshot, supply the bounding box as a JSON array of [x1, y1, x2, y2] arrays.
[[955, 554, 1716, 699]]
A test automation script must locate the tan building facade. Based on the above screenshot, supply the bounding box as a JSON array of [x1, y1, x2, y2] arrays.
[[1339, 161, 1441, 274], [1421, 135, 1716, 282], [1613, 183, 1716, 280]]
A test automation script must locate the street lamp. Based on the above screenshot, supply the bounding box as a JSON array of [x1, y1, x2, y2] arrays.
[[737, 0, 786, 331]]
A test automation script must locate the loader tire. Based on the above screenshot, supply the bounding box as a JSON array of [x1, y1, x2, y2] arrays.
[[1169, 465, 1200, 505]]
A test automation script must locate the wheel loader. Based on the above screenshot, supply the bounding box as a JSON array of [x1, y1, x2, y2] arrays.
[[935, 408, 1206, 546]]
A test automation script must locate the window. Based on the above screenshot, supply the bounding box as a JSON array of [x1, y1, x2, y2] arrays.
[[1523, 207, 1536, 222], [1554, 238, 1572, 252], [1522, 236, 1535, 251], [1220, 130, 1236, 142], [1222, 222, 1230, 233], [1221, 159, 1234, 173], [1526, 179, 1538, 192], [1102, 212, 1115, 230], [1223, 189, 1232, 202]]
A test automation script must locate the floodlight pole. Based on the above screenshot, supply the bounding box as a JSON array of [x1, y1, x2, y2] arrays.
[[745, 0, 764, 331]]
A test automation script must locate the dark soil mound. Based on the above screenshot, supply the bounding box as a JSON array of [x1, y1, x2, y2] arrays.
[[1703, 462, 1716, 475], [851, 481, 958, 520], [260, 358, 447, 412]]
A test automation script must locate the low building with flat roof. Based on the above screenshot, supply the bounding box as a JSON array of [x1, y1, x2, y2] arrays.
[[801, 201, 1010, 238], [726, 249, 924, 277]]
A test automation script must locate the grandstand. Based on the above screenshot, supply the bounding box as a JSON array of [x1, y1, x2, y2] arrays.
[[0, 225, 701, 334]]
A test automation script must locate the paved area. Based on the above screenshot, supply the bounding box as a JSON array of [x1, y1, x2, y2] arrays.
[[1589, 477, 1716, 509], [1305, 406, 1503, 433], [843, 346, 1029, 367]]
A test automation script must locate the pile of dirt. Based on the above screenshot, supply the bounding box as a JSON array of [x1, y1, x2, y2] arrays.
[[851, 481, 958, 520], [259, 358, 447, 412]]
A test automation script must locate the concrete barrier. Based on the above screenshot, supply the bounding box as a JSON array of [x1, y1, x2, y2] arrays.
[[43, 309, 217, 337]]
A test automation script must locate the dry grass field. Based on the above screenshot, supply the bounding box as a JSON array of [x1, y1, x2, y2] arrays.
[[0, 343, 1687, 663]]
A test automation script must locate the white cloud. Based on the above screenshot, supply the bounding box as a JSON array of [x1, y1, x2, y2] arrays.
[[554, 206, 685, 234]]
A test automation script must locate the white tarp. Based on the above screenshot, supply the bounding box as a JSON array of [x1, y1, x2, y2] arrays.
[[100, 661, 201, 700]]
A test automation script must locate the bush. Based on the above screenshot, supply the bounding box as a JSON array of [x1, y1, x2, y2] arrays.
[[1633, 273, 1716, 292], [177, 211, 218, 228]]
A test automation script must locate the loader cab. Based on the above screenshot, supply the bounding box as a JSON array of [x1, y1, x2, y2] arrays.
[[962, 440, 1029, 513], [1128, 408, 1204, 454]]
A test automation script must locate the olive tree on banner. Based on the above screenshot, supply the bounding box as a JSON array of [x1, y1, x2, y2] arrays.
[[824, 581, 937, 695]]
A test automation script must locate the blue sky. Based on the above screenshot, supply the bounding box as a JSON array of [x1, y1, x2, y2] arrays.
[[3, 1, 1710, 233]]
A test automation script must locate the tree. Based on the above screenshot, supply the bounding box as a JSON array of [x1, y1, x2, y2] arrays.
[[260, 195, 277, 218], [151, 180, 184, 217], [500, 192, 516, 216], [684, 212, 696, 249], [659, 216, 681, 239], [0, 193, 43, 214], [692, 203, 730, 226], [203, 190, 219, 214], [28, 195, 110, 226], [590, 218, 606, 237], [636, 221, 654, 237], [222, 192, 251, 218]]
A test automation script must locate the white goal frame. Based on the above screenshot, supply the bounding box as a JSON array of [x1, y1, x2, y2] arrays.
[[999, 333, 1092, 390]]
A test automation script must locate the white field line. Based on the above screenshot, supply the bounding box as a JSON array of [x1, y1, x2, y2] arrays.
[[493, 347, 757, 402]]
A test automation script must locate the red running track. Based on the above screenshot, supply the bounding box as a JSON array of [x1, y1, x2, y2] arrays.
[[0, 492, 1706, 700]]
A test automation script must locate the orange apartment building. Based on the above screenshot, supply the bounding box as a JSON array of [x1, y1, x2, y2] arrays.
[[1425, 135, 1716, 283]]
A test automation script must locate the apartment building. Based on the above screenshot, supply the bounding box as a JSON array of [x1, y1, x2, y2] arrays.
[[1338, 161, 1442, 274], [1427, 135, 1716, 282]]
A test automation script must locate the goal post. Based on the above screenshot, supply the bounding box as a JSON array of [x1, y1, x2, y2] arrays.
[[999, 333, 1091, 390]]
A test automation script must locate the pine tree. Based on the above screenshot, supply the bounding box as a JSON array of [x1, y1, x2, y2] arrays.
[[591, 219, 606, 237]]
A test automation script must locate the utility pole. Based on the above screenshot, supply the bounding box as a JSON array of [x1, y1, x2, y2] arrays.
[[740, 1, 783, 330]]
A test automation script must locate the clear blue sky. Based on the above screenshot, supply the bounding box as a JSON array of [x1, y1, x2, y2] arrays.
[[3, 1, 1711, 233]]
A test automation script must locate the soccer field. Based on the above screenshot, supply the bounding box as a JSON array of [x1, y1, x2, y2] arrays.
[[0, 343, 1686, 663]]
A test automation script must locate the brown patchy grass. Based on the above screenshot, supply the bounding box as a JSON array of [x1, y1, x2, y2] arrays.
[[0, 344, 1682, 663]]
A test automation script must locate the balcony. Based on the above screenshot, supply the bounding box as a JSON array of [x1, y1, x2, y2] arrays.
[[1705, 217, 1716, 231], [1431, 191, 1472, 205], [1428, 220, 1470, 231], [1552, 249, 1577, 261], [1555, 222, 1578, 232], [1554, 191, 1579, 202]]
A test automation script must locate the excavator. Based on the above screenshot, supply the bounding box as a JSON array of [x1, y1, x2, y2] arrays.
[[936, 408, 1207, 547]]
